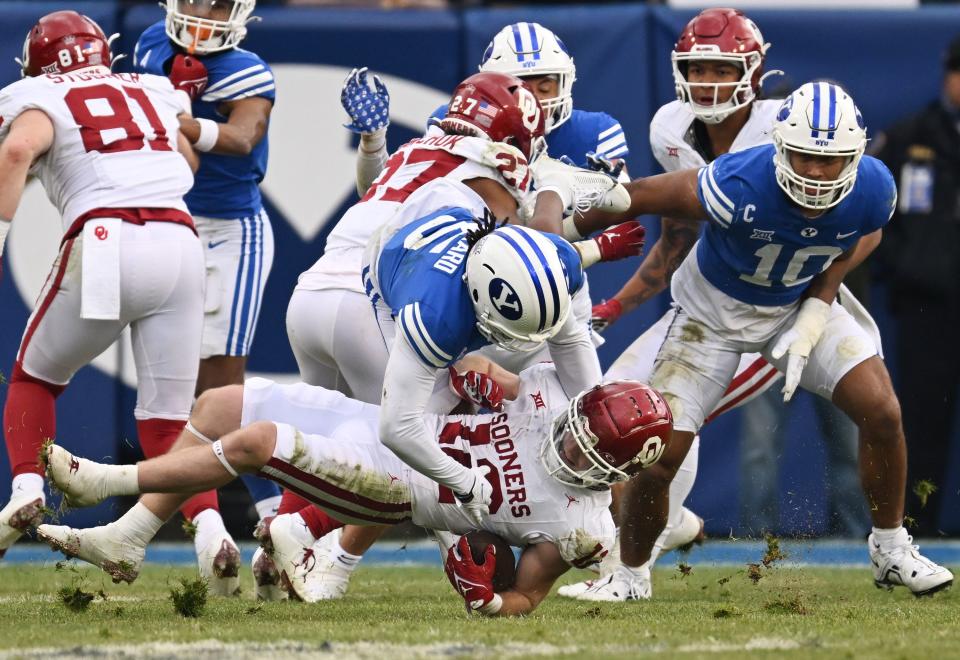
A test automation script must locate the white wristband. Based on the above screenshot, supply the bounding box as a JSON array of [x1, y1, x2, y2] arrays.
[[0, 218, 11, 258], [478, 593, 503, 615], [194, 118, 220, 152], [562, 214, 584, 241]]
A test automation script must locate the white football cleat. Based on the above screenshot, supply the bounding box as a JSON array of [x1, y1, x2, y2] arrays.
[[663, 507, 706, 553], [303, 555, 351, 601], [37, 523, 144, 583], [0, 492, 45, 559], [252, 545, 287, 601], [531, 157, 632, 214], [574, 564, 652, 602], [197, 531, 241, 597], [557, 578, 600, 599], [869, 532, 954, 597], [45, 445, 113, 508], [261, 513, 321, 602]]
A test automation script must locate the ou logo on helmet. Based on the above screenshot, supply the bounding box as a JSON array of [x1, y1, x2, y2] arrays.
[[517, 86, 541, 132], [489, 277, 523, 320], [638, 436, 666, 468]]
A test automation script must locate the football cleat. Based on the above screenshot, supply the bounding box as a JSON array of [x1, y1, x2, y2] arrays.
[[252, 546, 287, 601], [37, 523, 144, 583], [0, 492, 45, 559], [573, 564, 652, 602], [197, 531, 241, 597], [869, 532, 953, 597], [45, 445, 113, 508], [531, 156, 631, 214], [557, 577, 599, 599], [303, 555, 351, 601], [663, 507, 706, 553], [260, 513, 320, 602]]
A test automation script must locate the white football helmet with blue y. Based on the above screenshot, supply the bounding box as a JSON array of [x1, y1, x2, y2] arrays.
[[164, 0, 257, 54], [465, 225, 573, 352], [772, 81, 867, 211], [479, 22, 576, 133]]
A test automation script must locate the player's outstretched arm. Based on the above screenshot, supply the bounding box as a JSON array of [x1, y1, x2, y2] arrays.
[[341, 67, 391, 197], [575, 168, 705, 236], [547, 309, 603, 397], [0, 109, 54, 220], [592, 215, 701, 331], [179, 96, 271, 156], [497, 542, 570, 616]]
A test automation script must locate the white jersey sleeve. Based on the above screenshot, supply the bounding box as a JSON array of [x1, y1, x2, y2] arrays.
[[0, 69, 192, 234]]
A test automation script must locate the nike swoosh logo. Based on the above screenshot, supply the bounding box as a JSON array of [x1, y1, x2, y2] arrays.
[[207, 240, 228, 249], [836, 231, 858, 240]]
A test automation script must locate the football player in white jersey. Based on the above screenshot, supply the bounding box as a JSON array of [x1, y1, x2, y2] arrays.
[[281, 72, 639, 599], [0, 12, 203, 559], [38, 361, 673, 612]]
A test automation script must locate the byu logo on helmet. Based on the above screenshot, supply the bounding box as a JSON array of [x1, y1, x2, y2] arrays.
[[489, 278, 522, 320], [777, 95, 794, 122]]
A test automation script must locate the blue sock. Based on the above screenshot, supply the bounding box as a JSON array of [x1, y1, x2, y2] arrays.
[[240, 474, 281, 518]]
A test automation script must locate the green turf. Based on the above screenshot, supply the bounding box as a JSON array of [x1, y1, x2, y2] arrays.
[[0, 562, 956, 658]]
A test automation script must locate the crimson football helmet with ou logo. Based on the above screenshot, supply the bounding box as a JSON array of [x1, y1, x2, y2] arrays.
[[541, 380, 673, 490], [671, 8, 771, 124], [18, 11, 118, 78], [440, 72, 546, 161]]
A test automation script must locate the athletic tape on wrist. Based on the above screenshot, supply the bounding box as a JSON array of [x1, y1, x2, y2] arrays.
[[478, 593, 503, 615], [211, 440, 239, 477], [185, 420, 214, 445], [561, 215, 584, 241], [194, 118, 219, 152]]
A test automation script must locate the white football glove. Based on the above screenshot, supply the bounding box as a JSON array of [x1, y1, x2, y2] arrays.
[[530, 156, 631, 214], [770, 297, 832, 402], [454, 466, 493, 526]]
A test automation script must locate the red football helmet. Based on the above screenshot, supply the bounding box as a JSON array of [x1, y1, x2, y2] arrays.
[[541, 381, 673, 490], [19, 11, 114, 78], [671, 8, 770, 124], [440, 71, 546, 161]]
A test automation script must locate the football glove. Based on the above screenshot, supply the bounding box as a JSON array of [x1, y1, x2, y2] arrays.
[[168, 54, 208, 102], [449, 368, 505, 411], [591, 298, 623, 334], [770, 297, 832, 402], [575, 221, 646, 267], [340, 67, 390, 134], [454, 466, 493, 527], [444, 535, 502, 615]]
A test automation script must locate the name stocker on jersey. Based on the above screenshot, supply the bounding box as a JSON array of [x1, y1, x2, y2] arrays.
[[410, 363, 615, 567], [133, 21, 275, 219], [429, 105, 628, 166], [370, 195, 584, 369], [695, 144, 896, 306], [0, 69, 192, 233]]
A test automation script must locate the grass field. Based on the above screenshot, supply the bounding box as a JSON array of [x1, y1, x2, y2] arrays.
[[0, 559, 957, 659]]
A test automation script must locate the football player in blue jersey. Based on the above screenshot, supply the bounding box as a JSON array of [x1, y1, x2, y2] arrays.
[[580, 82, 954, 598], [132, 0, 282, 597]]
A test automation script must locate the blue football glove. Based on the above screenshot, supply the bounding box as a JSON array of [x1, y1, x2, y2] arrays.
[[585, 151, 625, 181], [340, 66, 390, 134]]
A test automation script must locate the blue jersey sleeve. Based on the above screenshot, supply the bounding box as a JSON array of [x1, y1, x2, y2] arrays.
[[132, 21, 173, 76], [696, 155, 745, 229], [201, 49, 276, 104], [396, 302, 463, 369], [591, 112, 628, 160], [542, 232, 584, 295], [858, 155, 897, 235]]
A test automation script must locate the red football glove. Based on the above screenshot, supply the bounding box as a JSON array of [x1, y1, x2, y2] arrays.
[[169, 54, 209, 101], [449, 369, 505, 411], [591, 298, 623, 334], [444, 535, 501, 615], [594, 221, 646, 262]]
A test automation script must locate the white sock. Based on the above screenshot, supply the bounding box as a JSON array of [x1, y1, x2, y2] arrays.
[[106, 463, 140, 497], [192, 508, 228, 553], [255, 495, 282, 521], [11, 473, 44, 499], [113, 502, 164, 547], [872, 526, 907, 550], [328, 539, 362, 574], [616, 561, 650, 580]]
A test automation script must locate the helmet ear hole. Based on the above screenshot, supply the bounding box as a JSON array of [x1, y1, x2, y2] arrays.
[[472, 289, 480, 302]]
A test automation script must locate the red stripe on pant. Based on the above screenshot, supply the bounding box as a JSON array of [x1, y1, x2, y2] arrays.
[[260, 459, 410, 526], [4, 239, 75, 476], [704, 365, 780, 425]]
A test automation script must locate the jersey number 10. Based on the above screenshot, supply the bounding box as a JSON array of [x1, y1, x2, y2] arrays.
[[64, 83, 172, 154]]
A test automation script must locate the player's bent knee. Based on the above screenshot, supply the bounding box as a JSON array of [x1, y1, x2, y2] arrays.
[[192, 384, 244, 439], [224, 421, 276, 471]]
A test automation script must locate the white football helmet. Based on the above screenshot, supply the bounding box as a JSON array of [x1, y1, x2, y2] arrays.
[[164, 0, 256, 54], [772, 81, 867, 211], [479, 22, 576, 133], [465, 225, 573, 352]]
